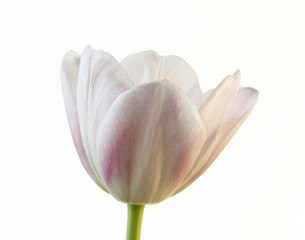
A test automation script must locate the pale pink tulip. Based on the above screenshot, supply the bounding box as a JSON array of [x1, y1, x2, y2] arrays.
[[61, 46, 258, 204]]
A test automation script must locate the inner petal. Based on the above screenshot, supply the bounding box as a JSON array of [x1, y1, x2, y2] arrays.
[[120, 50, 203, 108]]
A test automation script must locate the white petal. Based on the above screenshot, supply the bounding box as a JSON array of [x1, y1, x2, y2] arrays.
[[97, 80, 206, 204], [199, 70, 240, 108], [201, 89, 213, 105], [174, 87, 258, 194], [60, 51, 107, 190], [120, 50, 160, 85], [61, 51, 79, 97], [200, 75, 240, 134], [121, 51, 203, 108], [76, 46, 132, 189], [174, 74, 240, 194], [209, 87, 259, 163], [233, 70, 241, 81]]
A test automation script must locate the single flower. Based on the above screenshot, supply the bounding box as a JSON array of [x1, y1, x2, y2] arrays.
[[61, 46, 258, 240], [60, 46, 258, 204]]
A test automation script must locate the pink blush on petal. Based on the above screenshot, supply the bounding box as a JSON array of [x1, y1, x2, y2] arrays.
[[72, 135, 90, 172], [99, 121, 131, 186]]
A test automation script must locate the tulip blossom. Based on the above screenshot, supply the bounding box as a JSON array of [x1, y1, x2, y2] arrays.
[[61, 46, 258, 240]]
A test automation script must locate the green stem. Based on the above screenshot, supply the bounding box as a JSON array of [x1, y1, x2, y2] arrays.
[[126, 204, 145, 240]]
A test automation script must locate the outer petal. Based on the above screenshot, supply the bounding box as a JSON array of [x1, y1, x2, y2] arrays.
[[203, 87, 259, 172], [60, 51, 107, 190], [174, 74, 240, 194], [120, 51, 203, 108], [200, 71, 240, 107], [174, 86, 258, 195], [76, 46, 133, 190], [97, 80, 206, 204], [200, 74, 240, 134]]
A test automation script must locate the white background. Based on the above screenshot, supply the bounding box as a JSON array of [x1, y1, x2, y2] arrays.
[[1, 0, 305, 239]]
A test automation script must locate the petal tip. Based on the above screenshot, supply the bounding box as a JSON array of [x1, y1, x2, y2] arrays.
[[239, 87, 259, 106], [82, 45, 93, 56], [84, 45, 92, 50], [62, 50, 79, 63], [233, 70, 241, 81], [249, 87, 259, 101]]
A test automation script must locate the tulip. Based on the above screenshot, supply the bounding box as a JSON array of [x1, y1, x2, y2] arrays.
[[61, 46, 258, 240]]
